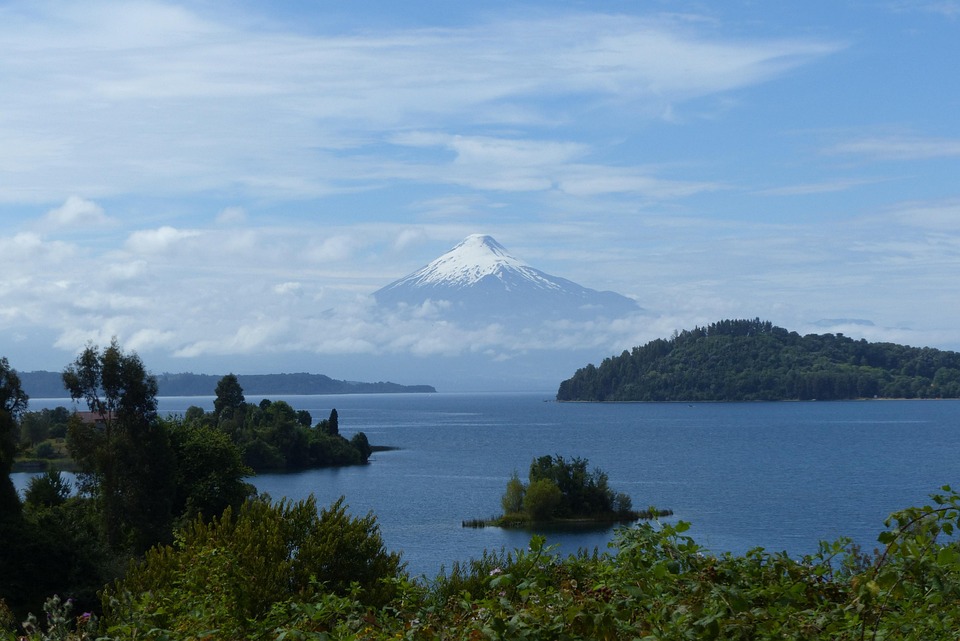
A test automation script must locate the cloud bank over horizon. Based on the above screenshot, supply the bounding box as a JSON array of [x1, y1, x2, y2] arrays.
[[1, 2, 958, 389]]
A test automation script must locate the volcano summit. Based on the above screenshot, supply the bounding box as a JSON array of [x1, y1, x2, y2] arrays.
[[374, 234, 640, 323]]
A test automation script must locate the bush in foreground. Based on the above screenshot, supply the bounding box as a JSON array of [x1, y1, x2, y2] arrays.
[[9, 487, 960, 640], [99, 496, 403, 640]]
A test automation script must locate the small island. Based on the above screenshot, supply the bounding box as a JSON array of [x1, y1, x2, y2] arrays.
[[464, 455, 671, 528]]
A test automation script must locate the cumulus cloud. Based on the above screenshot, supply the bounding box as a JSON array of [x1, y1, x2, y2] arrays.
[[40, 196, 112, 230], [125, 226, 202, 253]]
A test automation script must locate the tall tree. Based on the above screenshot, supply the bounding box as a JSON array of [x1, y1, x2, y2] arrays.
[[0, 356, 28, 514], [166, 416, 253, 522], [214, 373, 245, 418], [327, 408, 339, 436], [0, 356, 28, 420], [63, 339, 175, 551]]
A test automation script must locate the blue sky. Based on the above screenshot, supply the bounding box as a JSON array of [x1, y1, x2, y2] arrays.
[[1, 1, 959, 389]]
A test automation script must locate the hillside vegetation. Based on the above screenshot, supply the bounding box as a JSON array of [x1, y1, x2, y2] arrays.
[[557, 318, 960, 402], [9, 487, 960, 640]]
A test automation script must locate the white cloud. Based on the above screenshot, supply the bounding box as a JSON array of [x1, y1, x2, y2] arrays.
[[0, 233, 77, 268], [392, 228, 429, 251], [757, 178, 882, 196], [125, 226, 202, 253], [0, 6, 841, 203], [41, 196, 111, 229], [828, 135, 960, 160], [556, 167, 722, 198], [389, 132, 722, 197], [274, 282, 302, 295], [872, 198, 960, 232]]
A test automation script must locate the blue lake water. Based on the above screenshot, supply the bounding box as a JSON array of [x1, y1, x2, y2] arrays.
[[14, 393, 960, 579]]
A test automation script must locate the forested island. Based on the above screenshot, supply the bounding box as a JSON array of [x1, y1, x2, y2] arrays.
[[558, 318, 960, 402], [464, 455, 671, 528], [17, 370, 435, 399]]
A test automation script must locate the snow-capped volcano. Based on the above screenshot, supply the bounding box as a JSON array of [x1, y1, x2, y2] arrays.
[[382, 234, 561, 291], [374, 234, 640, 322]]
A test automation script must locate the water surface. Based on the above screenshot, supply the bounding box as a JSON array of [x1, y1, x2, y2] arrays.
[[16, 394, 960, 578]]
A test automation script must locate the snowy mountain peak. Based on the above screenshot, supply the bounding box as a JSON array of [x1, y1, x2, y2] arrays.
[[385, 234, 546, 289], [373, 234, 641, 321], [424, 234, 526, 284]]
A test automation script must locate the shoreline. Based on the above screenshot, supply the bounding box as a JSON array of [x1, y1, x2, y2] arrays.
[[463, 508, 674, 529]]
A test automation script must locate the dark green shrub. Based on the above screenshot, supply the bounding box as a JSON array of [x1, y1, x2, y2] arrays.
[[102, 495, 404, 639]]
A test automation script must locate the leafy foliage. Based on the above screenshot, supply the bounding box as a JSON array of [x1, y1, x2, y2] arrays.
[[213, 373, 244, 417], [115, 486, 960, 641], [23, 470, 72, 509], [558, 318, 960, 401], [164, 417, 255, 523], [490, 456, 652, 526], [63, 340, 175, 552], [100, 495, 404, 639], [0, 357, 28, 514], [11, 485, 960, 640], [18, 408, 72, 446], [0, 357, 29, 420], [206, 376, 372, 471]]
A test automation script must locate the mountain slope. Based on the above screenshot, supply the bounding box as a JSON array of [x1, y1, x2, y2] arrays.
[[557, 318, 960, 401], [374, 234, 640, 322]]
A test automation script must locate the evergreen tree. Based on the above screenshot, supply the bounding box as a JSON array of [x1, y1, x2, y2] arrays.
[[327, 408, 339, 436]]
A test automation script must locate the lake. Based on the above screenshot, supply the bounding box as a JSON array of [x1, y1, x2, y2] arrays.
[[14, 393, 960, 579]]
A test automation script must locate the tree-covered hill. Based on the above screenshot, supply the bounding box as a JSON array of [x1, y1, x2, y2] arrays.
[[557, 318, 960, 401]]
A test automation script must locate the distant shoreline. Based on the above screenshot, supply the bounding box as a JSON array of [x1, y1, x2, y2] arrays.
[[555, 397, 957, 404], [17, 370, 436, 399]]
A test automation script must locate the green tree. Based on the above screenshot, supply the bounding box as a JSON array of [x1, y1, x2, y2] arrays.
[[529, 454, 613, 517], [501, 470, 526, 515], [297, 409, 312, 427], [350, 431, 372, 463], [63, 339, 176, 551], [0, 356, 28, 515], [0, 356, 28, 419], [523, 478, 562, 521], [23, 470, 72, 509], [0, 357, 28, 616], [327, 408, 339, 436], [213, 373, 245, 418], [166, 416, 254, 523], [18, 407, 71, 445]]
